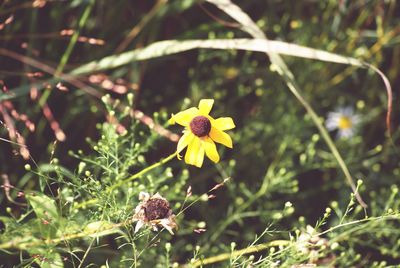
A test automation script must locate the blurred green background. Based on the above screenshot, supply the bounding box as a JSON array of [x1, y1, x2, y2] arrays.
[[1, 0, 400, 267]]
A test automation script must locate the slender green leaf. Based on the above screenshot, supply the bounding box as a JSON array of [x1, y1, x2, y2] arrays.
[[71, 38, 363, 75]]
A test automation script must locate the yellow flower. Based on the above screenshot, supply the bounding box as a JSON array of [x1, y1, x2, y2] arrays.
[[170, 99, 235, 167]]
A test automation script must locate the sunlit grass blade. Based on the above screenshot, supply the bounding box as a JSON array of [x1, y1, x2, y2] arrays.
[[71, 38, 363, 75]]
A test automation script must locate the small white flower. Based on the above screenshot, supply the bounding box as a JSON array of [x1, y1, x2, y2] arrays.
[[325, 107, 360, 139], [132, 192, 178, 235]]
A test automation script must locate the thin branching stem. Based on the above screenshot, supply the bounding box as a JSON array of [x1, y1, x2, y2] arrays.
[[73, 152, 176, 209]]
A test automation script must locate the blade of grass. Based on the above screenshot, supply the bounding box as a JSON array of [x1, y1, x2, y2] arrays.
[[0, 38, 363, 101], [115, 0, 167, 53], [36, 0, 94, 111], [71, 38, 363, 75]]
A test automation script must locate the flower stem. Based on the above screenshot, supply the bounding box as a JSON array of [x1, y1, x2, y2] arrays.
[[74, 152, 176, 209], [108, 152, 176, 191]]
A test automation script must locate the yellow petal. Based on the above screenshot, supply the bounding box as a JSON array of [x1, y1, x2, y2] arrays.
[[202, 137, 220, 163], [209, 127, 233, 148], [198, 99, 214, 115], [177, 132, 194, 158], [213, 117, 235, 131], [171, 107, 199, 126], [184, 137, 204, 167], [168, 114, 176, 125]]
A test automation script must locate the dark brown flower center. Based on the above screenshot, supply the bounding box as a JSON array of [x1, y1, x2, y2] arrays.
[[144, 198, 171, 221], [190, 116, 211, 137]]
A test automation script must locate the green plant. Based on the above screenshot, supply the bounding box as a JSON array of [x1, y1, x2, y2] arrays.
[[1, 0, 400, 267]]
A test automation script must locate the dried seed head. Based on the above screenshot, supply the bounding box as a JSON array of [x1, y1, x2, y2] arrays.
[[133, 192, 178, 234], [190, 116, 211, 137], [144, 198, 171, 221]]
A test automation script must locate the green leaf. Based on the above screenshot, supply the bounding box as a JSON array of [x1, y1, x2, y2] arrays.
[[28, 247, 64, 268], [26, 193, 59, 221], [26, 193, 61, 239]]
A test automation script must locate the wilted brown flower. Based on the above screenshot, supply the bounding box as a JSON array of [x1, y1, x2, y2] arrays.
[[132, 192, 178, 235]]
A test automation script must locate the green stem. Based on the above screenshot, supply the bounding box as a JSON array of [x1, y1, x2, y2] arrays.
[[74, 152, 176, 209], [186, 240, 290, 267], [0, 219, 133, 251], [185, 214, 400, 267], [109, 152, 176, 191], [36, 1, 94, 111], [55, 2, 94, 76]]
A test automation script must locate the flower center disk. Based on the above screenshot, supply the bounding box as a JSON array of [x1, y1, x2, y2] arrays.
[[190, 116, 211, 137], [338, 116, 352, 130], [144, 198, 171, 221]]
